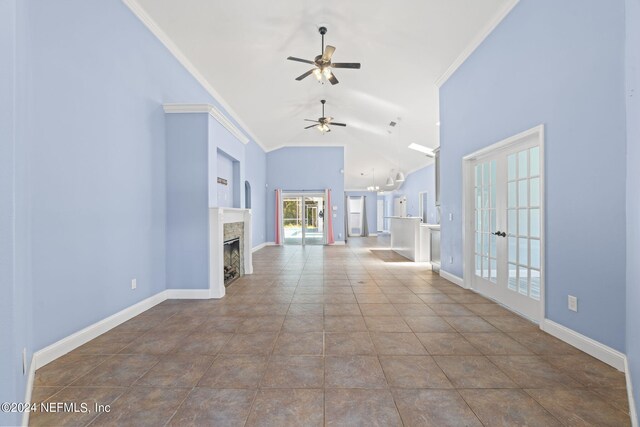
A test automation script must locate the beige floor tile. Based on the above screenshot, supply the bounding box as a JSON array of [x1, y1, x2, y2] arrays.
[[245, 389, 323, 427], [393, 389, 482, 427], [168, 388, 255, 426], [459, 389, 561, 426], [325, 389, 402, 427], [379, 355, 453, 388]]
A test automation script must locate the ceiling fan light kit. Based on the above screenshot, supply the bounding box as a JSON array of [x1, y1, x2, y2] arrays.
[[287, 26, 361, 85], [304, 99, 346, 133]]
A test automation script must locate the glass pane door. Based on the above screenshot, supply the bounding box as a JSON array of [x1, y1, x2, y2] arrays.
[[507, 147, 541, 300], [469, 138, 542, 322], [304, 196, 325, 245], [282, 194, 326, 245], [283, 196, 303, 245]]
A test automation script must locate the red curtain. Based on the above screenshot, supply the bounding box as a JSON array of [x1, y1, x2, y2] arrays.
[[326, 189, 335, 244]]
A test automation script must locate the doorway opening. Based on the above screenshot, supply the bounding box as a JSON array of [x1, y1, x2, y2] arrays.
[[282, 193, 325, 245]]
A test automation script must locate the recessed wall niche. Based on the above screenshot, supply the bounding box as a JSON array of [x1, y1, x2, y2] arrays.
[[217, 149, 241, 208]]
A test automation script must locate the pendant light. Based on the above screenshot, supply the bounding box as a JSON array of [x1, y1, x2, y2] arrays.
[[393, 117, 405, 183], [386, 176, 394, 186], [366, 168, 380, 192]]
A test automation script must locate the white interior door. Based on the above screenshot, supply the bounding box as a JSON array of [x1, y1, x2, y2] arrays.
[[466, 129, 543, 321], [348, 197, 363, 236], [377, 199, 384, 231]]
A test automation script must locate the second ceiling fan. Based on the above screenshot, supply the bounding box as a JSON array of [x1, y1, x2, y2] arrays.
[[287, 26, 361, 85], [304, 100, 346, 133]]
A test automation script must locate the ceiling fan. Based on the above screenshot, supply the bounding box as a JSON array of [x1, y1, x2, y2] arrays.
[[304, 100, 346, 133], [287, 26, 361, 85]]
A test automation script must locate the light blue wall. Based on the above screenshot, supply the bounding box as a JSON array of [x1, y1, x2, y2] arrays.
[[0, 1, 24, 425], [266, 147, 345, 242], [394, 164, 437, 223], [626, 0, 640, 415], [345, 191, 378, 234], [246, 141, 267, 246], [1, 0, 267, 413], [439, 0, 627, 351], [166, 114, 210, 290], [217, 150, 235, 208]]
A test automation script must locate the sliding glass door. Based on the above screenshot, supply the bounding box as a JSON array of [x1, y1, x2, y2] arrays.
[[282, 193, 325, 245]]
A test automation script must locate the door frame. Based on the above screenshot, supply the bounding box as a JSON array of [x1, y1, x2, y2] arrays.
[[282, 192, 326, 245], [347, 196, 364, 237], [462, 124, 546, 323], [418, 191, 429, 223]]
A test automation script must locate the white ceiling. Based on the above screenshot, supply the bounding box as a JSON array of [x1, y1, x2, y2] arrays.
[[132, 0, 514, 189]]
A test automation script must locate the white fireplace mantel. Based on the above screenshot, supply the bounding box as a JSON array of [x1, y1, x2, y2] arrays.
[[209, 208, 253, 298]]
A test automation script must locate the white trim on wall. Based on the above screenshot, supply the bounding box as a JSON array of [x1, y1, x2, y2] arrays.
[[163, 103, 250, 145], [439, 269, 466, 288], [435, 0, 520, 88], [252, 242, 267, 252], [540, 319, 626, 372], [32, 291, 168, 370], [121, 0, 264, 150]]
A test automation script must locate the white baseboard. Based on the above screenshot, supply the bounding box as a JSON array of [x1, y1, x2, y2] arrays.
[[332, 241, 346, 245], [439, 269, 465, 288], [369, 233, 379, 237], [33, 291, 168, 370], [165, 289, 215, 299], [252, 242, 267, 252], [625, 357, 639, 427], [23, 287, 218, 424], [540, 319, 626, 371]]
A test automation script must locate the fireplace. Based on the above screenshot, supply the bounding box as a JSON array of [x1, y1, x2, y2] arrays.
[[209, 208, 252, 298], [223, 238, 241, 286]]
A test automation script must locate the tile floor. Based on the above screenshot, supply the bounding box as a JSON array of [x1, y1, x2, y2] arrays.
[[30, 237, 631, 426]]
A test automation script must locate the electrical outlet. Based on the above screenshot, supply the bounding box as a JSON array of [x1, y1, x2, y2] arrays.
[[568, 295, 578, 312], [338, 233, 342, 239], [22, 348, 27, 375], [131, 278, 137, 290], [449, 256, 453, 264], [449, 213, 453, 221]]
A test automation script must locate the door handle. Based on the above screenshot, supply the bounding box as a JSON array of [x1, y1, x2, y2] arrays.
[[492, 231, 507, 237]]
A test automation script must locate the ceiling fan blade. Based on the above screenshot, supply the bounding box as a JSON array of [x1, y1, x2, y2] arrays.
[[304, 124, 317, 129], [331, 62, 361, 69], [331, 122, 347, 127], [328, 73, 339, 85], [287, 56, 315, 65], [304, 119, 320, 123], [295, 69, 316, 81], [322, 45, 336, 62]]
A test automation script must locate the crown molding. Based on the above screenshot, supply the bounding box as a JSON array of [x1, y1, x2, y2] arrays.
[[121, 0, 265, 150], [435, 0, 520, 88], [163, 103, 250, 144]]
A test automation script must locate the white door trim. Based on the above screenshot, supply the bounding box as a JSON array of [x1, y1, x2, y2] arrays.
[[462, 124, 545, 322]]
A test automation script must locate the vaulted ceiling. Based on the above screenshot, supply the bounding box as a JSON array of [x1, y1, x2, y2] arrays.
[[130, 0, 515, 189]]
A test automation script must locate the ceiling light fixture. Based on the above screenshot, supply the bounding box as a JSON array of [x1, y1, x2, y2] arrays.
[[366, 168, 380, 192], [386, 176, 394, 186], [393, 118, 405, 183], [408, 143, 435, 157]]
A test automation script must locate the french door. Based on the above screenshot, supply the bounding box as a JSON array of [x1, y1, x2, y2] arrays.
[[282, 193, 325, 245], [466, 128, 544, 321]]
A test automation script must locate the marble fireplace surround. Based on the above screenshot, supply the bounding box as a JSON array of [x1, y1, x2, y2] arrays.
[[209, 208, 252, 298]]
